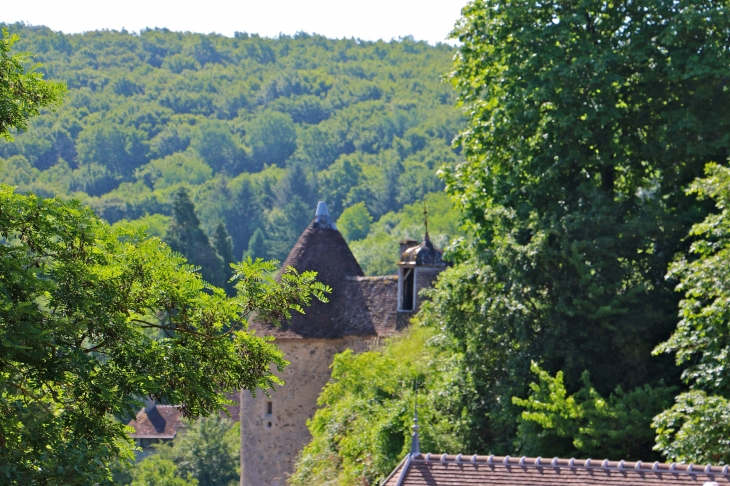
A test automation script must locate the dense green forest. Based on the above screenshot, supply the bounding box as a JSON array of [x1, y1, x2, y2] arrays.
[[0, 23, 463, 283]]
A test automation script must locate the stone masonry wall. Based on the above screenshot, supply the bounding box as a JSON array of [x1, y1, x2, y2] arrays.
[[239, 336, 372, 486], [415, 267, 442, 310]]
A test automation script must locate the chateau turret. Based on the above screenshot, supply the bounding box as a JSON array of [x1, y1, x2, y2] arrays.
[[264, 201, 375, 338], [240, 202, 448, 486]]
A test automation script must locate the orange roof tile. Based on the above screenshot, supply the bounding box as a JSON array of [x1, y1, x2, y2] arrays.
[[382, 454, 730, 486], [127, 405, 184, 439]]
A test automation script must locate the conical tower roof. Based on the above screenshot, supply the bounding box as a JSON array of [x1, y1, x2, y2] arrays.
[[278, 201, 364, 281], [255, 201, 375, 339]]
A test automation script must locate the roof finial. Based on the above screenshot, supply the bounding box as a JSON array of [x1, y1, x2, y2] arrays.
[[423, 203, 429, 240], [422, 202, 432, 246], [411, 380, 420, 455], [314, 201, 337, 230]]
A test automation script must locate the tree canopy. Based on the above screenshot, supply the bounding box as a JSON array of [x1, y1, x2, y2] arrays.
[[653, 163, 730, 464], [0, 28, 65, 141], [434, 0, 730, 453], [148, 417, 239, 486], [0, 185, 328, 484]]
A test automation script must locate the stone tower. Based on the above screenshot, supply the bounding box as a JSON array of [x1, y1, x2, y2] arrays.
[[240, 202, 448, 486]]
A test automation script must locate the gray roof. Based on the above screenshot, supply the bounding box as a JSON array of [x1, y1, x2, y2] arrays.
[[399, 233, 449, 267], [249, 204, 410, 339]]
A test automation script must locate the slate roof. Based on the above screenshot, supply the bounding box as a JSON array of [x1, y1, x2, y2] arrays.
[[353, 275, 411, 337], [382, 454, 730, 486], [127, 405, 184, 439], [400, 233, 448, 267], [249, 202, 410, 340]]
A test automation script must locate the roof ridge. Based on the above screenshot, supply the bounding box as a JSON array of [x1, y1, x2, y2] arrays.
[[411, 454, 727, 476]]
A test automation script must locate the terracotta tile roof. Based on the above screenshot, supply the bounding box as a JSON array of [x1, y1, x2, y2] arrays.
[[382, 454, 730, 486], [127, 405, 184, 439], [223, 391, 240, 422]]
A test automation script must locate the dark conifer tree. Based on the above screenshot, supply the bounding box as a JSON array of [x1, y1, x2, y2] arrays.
[[212, 222, 235, 294], [265, 195, 311, 261], [275, 163, 316, 208], [164, 187, 226, 287], [244, 228, 267, 261], [222, 177, 261, 260]]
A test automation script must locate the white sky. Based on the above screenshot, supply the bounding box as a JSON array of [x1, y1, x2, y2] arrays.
[[2, 0, 467, 45]]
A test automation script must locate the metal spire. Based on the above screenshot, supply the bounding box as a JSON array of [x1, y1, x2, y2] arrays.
[[314, 201, 337, 229], [423, 203, 430, 242], [411, 381, 420, 455]]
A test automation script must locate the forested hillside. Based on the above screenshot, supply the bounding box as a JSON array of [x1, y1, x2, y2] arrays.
[[0, 23, 463, 281]]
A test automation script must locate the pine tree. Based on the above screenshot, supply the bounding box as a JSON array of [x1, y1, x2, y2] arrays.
[[212, 222, 235, 293], [244, 228, 267, 261], [164, 187, 226, 287], [274, 163, 316, 209]]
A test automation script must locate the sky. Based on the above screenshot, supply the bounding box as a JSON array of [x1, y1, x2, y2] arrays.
[[2, 0, 467, 45]]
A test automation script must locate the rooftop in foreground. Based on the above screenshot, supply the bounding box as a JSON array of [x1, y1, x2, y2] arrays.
[[382, 454, 729, 486]]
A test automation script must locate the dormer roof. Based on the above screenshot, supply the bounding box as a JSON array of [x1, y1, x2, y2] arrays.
[[399, 233, 448, 267]]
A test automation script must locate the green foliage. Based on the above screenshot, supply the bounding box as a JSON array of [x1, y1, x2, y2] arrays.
[[0, 24, 462, 266], [657, 163, 730, 394], [212, 222, 235, 293], [653, 391, 730, 465], [0, 28, 66, 141], [336, 202, 372, 242], [0, 154, 38, 185], [213, 222, 235, 266], [290, 324, 465, 486], [76, 122, 148, 182], [513, 362, 676, 461], [137, 153, 213, 190], [263, 195, 311, 261], [245, 110, 297, 168], [152, 417, 239, 486], [425, 0, 730, 455], [164, 187, 226, 287], [244, 227, 266, 261], [131, 456, 197, 486], [190, 120, 247, 174], [653, 163, 730, 463], [111, 213, 171, 238], [0, 186, 329, 484]]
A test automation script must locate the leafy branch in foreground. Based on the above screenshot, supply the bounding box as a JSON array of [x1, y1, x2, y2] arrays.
[[653, 163, 730, 464], [0, 28, 66, 141], [0, 185, 328, 484], [513, 362, 675, 461]]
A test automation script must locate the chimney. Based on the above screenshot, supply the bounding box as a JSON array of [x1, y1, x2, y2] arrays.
[[400, 239, 419, 257]]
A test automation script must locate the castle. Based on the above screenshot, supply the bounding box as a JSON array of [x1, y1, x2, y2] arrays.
[[239, 201, 448, 486]]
